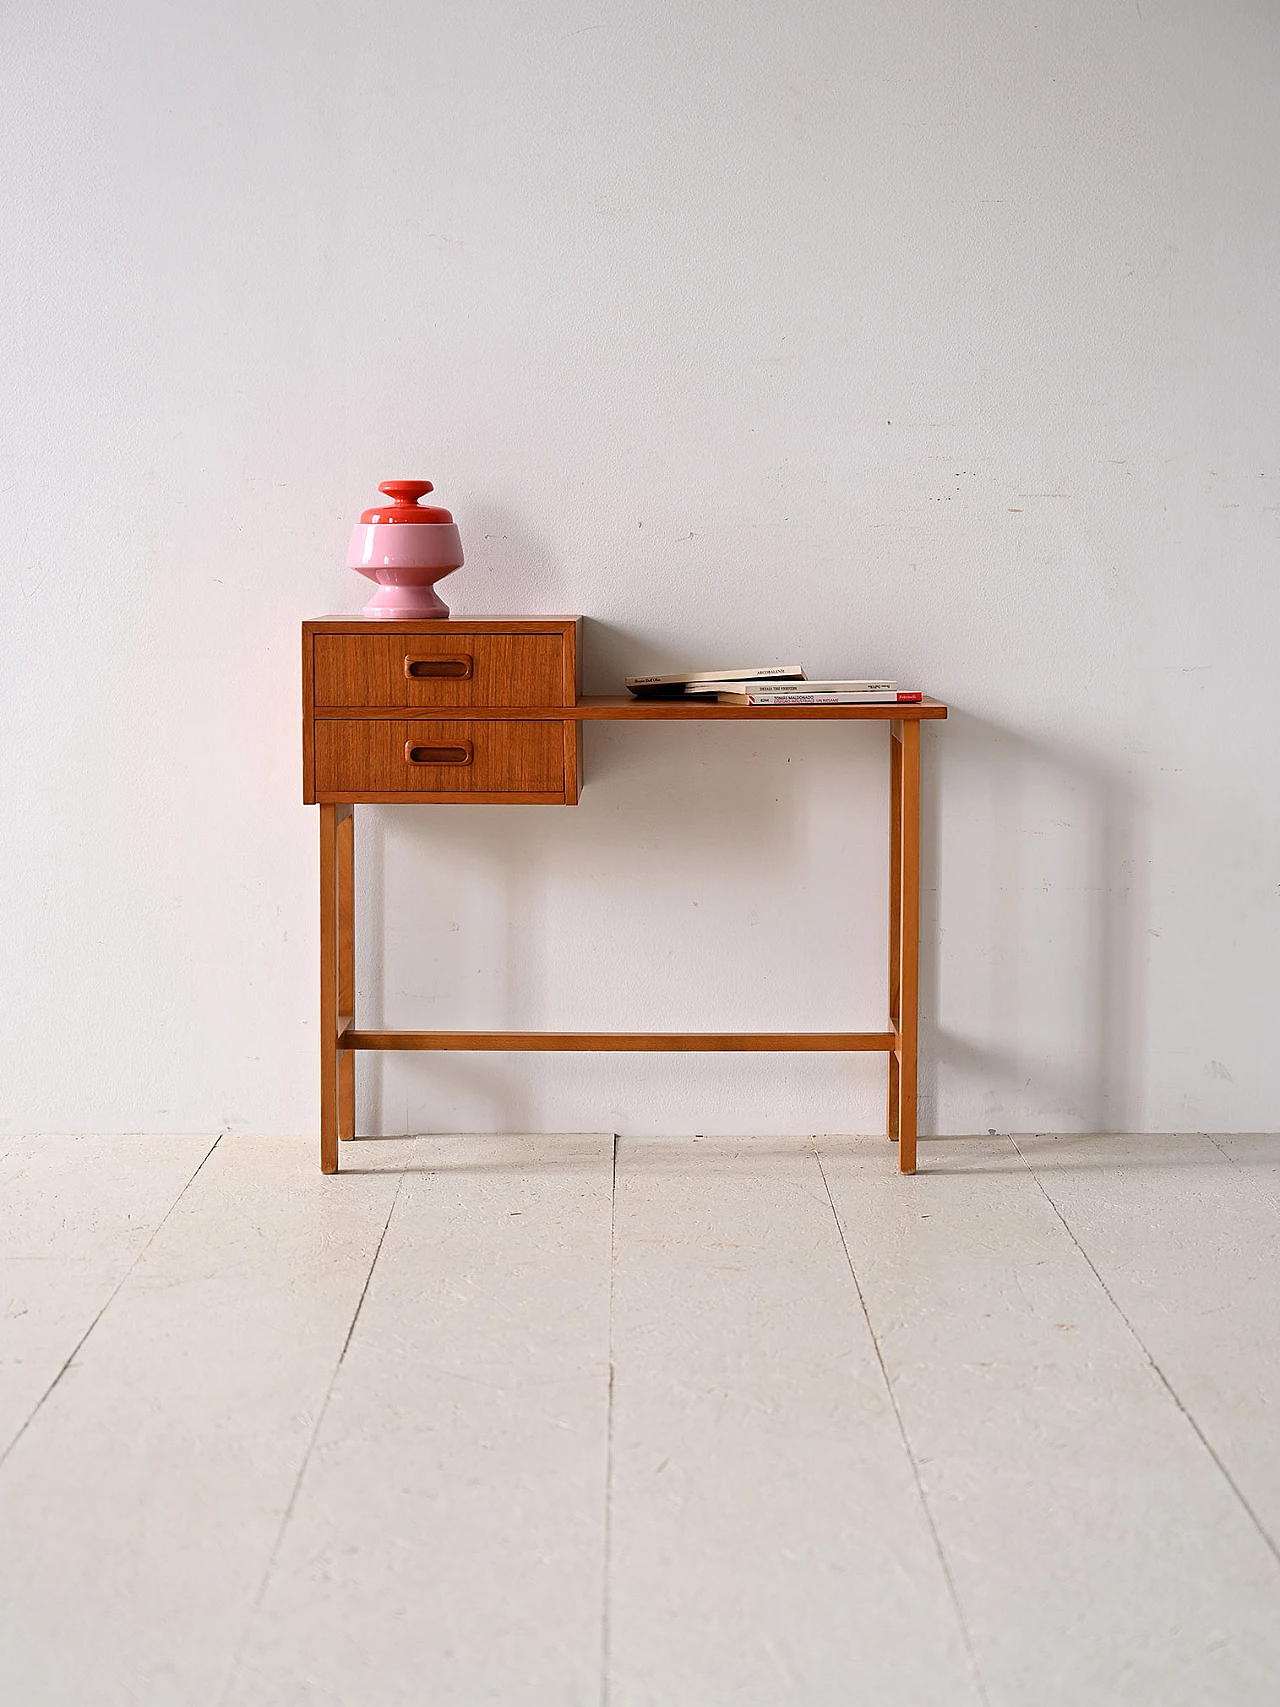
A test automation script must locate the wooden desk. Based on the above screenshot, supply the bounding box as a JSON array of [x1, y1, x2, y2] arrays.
[[303, 617, 947, 1175]]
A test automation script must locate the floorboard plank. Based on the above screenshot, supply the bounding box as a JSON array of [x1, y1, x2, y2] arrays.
[[222, 1133, 615, 1707], [0, 1134, 411, 1707], [1014, 1132, 1280, 1560], [607, 1135, 981, 1707], [1212, 1132, 1280, 1208], [821, 1134, 1280, 1707], [0, 1134, 216, 1456]]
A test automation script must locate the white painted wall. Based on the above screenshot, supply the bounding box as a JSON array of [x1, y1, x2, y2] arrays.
[[3, 1, 1278, 1138]]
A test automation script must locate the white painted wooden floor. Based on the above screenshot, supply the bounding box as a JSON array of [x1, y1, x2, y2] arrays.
[[3, 1134, 1280, 1706]]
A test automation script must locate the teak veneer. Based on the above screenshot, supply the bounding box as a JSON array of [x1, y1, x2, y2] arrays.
[[304, 617, 945, 1175]]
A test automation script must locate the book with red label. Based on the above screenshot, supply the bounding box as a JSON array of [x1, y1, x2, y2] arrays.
[[686, 678, 896, 695], [715, 689, 924, 706]]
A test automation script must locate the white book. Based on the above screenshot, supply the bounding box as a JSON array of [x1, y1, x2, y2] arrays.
[[625, 664, 804, 690], [687, 678, 895, 695], [716, 690, 924, 706]]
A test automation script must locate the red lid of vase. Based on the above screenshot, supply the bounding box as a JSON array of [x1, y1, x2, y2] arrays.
[[360, 480, 454, 524]]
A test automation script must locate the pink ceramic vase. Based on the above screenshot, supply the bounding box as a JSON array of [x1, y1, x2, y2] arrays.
[[347, 480, 465, 619]]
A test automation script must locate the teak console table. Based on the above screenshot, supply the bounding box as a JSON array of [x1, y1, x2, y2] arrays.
[[303, 617, 946, 1174]]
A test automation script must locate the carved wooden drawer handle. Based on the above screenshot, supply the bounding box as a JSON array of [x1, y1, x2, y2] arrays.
[[404, 655, 473, 679], [405, 741, 474, 766]]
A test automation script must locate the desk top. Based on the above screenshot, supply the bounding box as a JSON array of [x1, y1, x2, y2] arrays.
[[305, 616, 582, 634], [571, 695, 947, 721]]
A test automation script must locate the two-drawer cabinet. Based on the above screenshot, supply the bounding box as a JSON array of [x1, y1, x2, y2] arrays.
[[302, 617, 583, 805]]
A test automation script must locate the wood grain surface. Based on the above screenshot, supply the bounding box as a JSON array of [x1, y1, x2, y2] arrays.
[[313, 631, 569, 710], [344, 1029, 897, 1052], [315, 718, 566, 797]]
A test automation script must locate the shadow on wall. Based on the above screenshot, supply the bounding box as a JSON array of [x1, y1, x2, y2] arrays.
[[580, 618, 690, 696], [350, 618, 890, 1138], [458, 501, 567, 616], [350, 623, 1146, 1139], [921, 710, 1147, 1135], [350, 500, 565, 1137]]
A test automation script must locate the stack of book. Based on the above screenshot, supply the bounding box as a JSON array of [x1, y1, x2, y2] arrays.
[[624, 666, 922, 706]]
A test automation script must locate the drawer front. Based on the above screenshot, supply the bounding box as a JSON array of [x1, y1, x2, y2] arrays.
[[313, 631, 567, 709], [315, 719, 566, 797]]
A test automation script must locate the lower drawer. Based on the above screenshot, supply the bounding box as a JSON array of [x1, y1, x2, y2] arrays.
[[314, 718, 567, 800]]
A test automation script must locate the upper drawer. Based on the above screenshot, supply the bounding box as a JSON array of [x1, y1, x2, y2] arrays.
[[313, 630, 568, 709]]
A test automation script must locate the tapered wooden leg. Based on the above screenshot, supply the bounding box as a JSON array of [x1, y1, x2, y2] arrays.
[[888, 724, 903, 1141], [319, 803, 340, 1174], [337, 807, 356, 1141], [896, 721, 921, 1174]]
